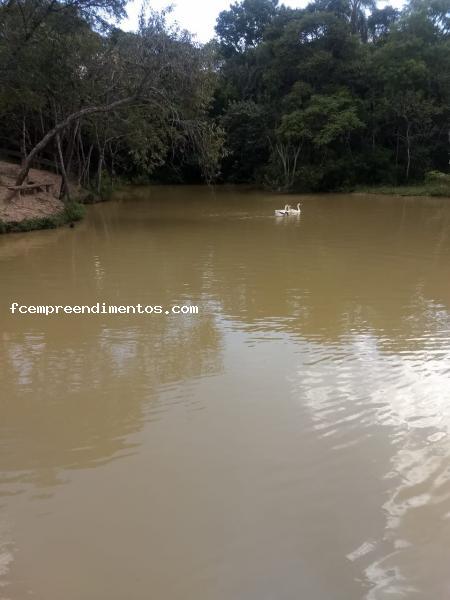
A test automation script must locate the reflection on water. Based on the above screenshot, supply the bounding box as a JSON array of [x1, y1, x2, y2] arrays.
[[294, 327, 450, 597], [0, 186, 449, 599]]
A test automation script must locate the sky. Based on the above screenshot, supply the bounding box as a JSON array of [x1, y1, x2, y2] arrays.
[[123, 0, 406, 43]]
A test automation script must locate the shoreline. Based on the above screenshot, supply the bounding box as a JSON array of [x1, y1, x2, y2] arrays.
[[353, 183, 450, 198], [0, 202, 85, 234], [0, 161, 87, 234], [1, 167, 449, 235]]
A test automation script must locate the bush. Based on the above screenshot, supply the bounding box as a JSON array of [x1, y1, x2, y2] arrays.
[[425, 171, 450, 185]]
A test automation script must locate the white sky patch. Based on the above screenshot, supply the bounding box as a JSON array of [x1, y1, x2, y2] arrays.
[[122, 0, 406, 43]]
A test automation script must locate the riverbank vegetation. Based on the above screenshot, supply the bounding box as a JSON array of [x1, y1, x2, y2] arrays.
[[0, 0, 449, 206], [356, 171, 450, 196], [214, 0, 449, 192], [0, 202, 84, 233]]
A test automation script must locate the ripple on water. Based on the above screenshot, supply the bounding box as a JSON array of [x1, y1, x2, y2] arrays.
[[289, 329, 450, 598]]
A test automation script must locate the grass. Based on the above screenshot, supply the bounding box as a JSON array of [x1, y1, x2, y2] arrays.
[[356, 171, 450, 198], [0, 201, 85, 234], [356, 183, 450, 197]]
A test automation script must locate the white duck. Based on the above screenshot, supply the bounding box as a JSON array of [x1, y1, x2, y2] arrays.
[[288, 203, 301, 215], [275, 204, 290, 216]]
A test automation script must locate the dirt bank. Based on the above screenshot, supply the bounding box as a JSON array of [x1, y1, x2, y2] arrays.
[[0, 161, 64, 223]]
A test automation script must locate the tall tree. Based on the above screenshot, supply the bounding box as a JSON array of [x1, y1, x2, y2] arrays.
[[0, 7, 224, 196], [215, 0, 279, 54]]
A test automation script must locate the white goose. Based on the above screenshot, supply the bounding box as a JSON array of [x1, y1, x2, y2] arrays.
[[275, 204, 290, 216], [288, 203, 301, 215]]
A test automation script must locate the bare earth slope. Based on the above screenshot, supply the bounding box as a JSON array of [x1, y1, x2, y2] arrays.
[[0, 161, 63, 223]]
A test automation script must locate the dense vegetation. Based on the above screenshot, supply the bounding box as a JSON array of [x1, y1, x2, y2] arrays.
[[0, 0, 223, 198], [214, 0, 450, 191], [0, 0, 449, 196]]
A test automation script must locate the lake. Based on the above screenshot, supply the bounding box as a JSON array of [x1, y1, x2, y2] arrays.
[[1, 185, 450, 599]]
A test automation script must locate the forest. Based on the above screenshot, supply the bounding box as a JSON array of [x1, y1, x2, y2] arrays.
[[0, 0, 449, 196]]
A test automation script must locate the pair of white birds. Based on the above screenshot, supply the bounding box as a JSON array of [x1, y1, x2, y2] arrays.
[[274, 203, 301, 216]]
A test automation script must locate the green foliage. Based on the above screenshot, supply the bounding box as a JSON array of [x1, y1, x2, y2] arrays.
[[220, 100, 270, 181], [216, 0, 279, 54], [278, 93, 364, 146], [357, 182, 450, 196], [0, 0, 449, 195], [368, 6, 400, 41], [0, 3, 224, 192], [213, 0, 450, 191], [426, 170, 450, 185]]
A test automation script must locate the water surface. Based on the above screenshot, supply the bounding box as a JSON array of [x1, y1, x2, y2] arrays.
[[1, 186, 450, 599]]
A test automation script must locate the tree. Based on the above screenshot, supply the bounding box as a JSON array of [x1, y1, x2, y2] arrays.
[[368, 6, 400, 42], [1, 6, 224, 198], [215, 0, 279, 54], [220, 101, 270, 181], [2, 0, 449, 197], [211, 0, 449, 189], [0, 0, 126, 46], [272, 92, 363, 189], [372, 7, 449, 179], [308, 0, 376, 40]]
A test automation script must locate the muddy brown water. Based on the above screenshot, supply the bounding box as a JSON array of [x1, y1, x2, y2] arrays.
[[1, 186, 450, 599]]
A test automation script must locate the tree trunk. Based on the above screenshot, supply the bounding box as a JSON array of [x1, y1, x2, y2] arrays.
[[395, 129, 400, 169], [76, 125, 83, 186], [9, 96, 135, 198], [405, 122, 411, 180], [84, 144, 93, 187], [21, 116, 27, 163], [97, 153, 104, 195], [65, 120, 79, 178], [276, 143, 301, 191], [56, 132, 71, 202]]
